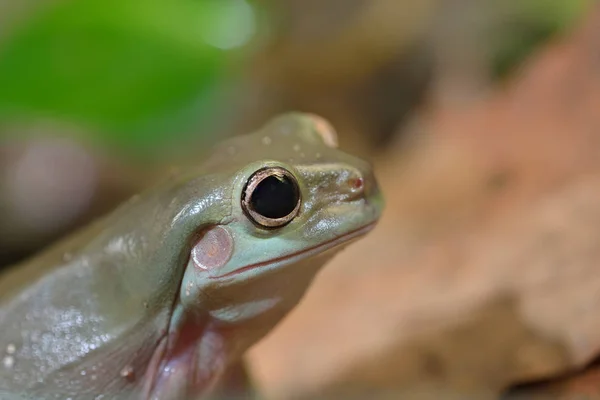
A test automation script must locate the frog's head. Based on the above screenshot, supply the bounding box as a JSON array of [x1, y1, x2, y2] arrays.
[[171, 113, 383, 329]]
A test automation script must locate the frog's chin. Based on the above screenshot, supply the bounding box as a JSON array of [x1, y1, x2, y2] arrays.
[[212, 221, 378, 280]]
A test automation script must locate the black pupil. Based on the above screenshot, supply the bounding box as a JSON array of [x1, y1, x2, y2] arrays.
[[250, 175, 299, 219]]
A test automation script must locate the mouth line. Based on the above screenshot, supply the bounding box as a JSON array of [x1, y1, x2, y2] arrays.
[[212, 221, 378, 279]]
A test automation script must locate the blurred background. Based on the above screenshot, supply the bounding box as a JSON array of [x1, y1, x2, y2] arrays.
[[1, 0, 600, 398]]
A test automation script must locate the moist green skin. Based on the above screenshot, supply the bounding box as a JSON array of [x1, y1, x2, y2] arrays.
[[0, 113, 384, 400]]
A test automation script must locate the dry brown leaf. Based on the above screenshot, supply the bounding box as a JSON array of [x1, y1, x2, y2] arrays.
[[248, 4, 600, 399]]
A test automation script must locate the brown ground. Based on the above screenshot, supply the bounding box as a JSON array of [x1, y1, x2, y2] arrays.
[[248, 4, 600, 399]]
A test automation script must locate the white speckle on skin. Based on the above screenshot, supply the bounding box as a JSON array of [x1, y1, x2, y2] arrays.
[[185, 281, 194, 297], [120, 365, 135, 381], [262, 136, 272, 145], [107, 237, 129, 254], [6, 344, 16, 354], [2, 356, 14, 369], [80, 370, 87, 376]]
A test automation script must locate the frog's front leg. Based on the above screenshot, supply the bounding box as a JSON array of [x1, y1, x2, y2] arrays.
[[144, 315, 230, 400]]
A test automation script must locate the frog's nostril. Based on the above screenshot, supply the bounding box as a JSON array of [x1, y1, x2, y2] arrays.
[[349, 177, 364, 190], [346, 175, 367, 200]]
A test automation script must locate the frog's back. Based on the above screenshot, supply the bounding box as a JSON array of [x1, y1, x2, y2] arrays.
[[0, 185, 184, 398], [0, 213, 111, 302]]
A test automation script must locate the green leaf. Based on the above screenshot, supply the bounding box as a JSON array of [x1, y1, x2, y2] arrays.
[[0, 0, 257, 154]]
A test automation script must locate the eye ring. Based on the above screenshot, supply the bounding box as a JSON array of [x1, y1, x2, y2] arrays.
[[241, 167, 302, 229]]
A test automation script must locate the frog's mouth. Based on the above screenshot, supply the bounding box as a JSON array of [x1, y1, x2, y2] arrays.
[[213, 221, 378, 279]]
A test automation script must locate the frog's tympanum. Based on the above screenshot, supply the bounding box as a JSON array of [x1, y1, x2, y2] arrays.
[[0, 113, 384, 400]]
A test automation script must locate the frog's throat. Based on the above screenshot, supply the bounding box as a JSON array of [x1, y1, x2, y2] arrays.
[[212, 221, 378, 279], [143, 221, 377, 399]]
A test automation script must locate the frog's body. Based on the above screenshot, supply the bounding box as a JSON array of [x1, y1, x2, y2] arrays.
[[0, 114, 383, 400]]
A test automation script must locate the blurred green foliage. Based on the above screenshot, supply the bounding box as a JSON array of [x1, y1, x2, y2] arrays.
[[491, 0, 592, 80], [0, 0, 592, 158], [0, 0, 257, 156]]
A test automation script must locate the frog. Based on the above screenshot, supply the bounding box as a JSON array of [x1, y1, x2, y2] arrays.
[[0, 113, 384, 400]]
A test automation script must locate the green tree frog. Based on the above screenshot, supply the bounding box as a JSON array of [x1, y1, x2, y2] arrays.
[[0, 113, 384, 400]]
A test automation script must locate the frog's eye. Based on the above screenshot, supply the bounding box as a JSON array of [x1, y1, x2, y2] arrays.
[[241, 167, 301, 228]]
